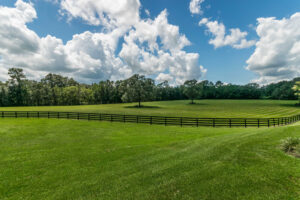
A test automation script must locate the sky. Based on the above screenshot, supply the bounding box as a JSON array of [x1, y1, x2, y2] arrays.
[[0, 0, 299, 85]]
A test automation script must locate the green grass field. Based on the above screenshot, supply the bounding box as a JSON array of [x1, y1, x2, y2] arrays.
[[1, 100, 299, 118], [1, 118, 300, 200], [1, 100, 300, 199]]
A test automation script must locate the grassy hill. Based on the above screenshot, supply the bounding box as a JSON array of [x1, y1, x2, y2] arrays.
[[1, 118, 300, 200], [1, 100, 299, 118]]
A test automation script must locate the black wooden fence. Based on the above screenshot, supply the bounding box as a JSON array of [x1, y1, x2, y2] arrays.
[[0, 111, 300, 128], [1, 111, 300, 128]]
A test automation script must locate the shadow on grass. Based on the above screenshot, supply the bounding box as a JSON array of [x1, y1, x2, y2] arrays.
[[124, 105, 161, 109], [186, 102, 207, 106], [281, 103, 300, 108]]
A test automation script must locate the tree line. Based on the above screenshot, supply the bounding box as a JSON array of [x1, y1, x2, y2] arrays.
[[0, 68, 299, 107]]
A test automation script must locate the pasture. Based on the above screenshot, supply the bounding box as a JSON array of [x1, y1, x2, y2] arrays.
[[0, 118, 300, 199], [1, 99, 299, 118], [1, 100, 300, 199]]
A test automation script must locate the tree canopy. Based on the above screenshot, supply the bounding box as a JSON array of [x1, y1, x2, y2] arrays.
[[292, 81, 300, 104], [0, 68, 299, 107], [183, 80, 202, 104]]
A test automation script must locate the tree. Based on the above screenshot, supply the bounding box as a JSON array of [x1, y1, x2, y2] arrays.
[[61, 86, 80, 105], [0, 82, 8, 106], [1, 67, 300, 107], [155, 81, 171, 101], [183, 80, 201, 104], [93, 80, 115, 104], [7, 68, 27, 106], [121, 74, 154, 107], [80, 86, 94, 105], [292, 81, 300, 104], [41, 73, 78, 105]]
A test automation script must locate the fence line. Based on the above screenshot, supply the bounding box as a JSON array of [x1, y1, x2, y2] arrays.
[[1, 111, 300, 128]]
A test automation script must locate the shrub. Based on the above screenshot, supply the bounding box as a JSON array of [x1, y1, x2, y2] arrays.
[[280, 137, 300, 153]]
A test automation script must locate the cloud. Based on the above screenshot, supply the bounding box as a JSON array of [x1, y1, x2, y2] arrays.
[[59, 0, 140, 29], [199, 18, 256, 49], [0, 0, 39, 55], [189, 0, 205, 15], [0, 1, 130, 82], [246, 13, 300, 84], [145, 9, 150, 17], [119, 10, 206, 84], [156, 73, 173, 83], [0, 0, 207, 85], [65, 31, 132, 81]]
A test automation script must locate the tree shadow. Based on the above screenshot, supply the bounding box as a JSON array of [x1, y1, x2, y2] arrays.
[[124, 105, 161, 109], [186, 102, 207, 106], [281, 103, 300, 108]]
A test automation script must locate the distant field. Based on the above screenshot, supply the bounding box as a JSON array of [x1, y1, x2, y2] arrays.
[[1, 118, 300, 199], [1, 100, 299, 118]]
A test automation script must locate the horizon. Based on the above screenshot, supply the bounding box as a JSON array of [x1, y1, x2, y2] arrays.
[[0, 67, 299, 87]]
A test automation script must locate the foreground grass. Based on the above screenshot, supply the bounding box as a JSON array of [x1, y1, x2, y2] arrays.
[[1, 118, 300, 199], [0, 100, 299, 118]]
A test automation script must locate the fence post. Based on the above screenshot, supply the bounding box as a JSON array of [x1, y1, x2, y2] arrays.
[[11, 111, 299, 128], [285, 117, 286, 125], [1, 111, 3, 118]]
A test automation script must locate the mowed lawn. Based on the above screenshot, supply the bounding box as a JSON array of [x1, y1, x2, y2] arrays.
[[1, 118, 300, 200], [0, 100, 299, 118]]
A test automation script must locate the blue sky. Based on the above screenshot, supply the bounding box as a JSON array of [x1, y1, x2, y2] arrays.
[[0, 0, 300, 84]]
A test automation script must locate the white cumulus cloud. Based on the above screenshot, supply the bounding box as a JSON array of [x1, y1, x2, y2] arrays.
[[59, 0, 140, 29], [0, 0, 207, 85], [189, 0, 205, 15], [246, 13, 300, 84], [199, 18, 256, 49], [0, 1, 130, 82], [119, 10, 206, 84]]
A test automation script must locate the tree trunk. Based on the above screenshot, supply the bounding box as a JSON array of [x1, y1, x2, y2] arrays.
[[138, 100, 141, 108]]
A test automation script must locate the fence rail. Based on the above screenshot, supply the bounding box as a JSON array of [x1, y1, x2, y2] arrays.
[[1, 111, 300, 128]]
